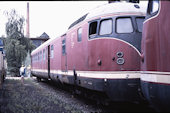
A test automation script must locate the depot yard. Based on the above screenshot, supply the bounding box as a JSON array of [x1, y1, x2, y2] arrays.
[[0, 77, 99, 113], [0, 77, 155, 113]]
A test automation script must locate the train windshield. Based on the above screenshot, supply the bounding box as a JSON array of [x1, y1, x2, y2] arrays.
[[136, 17, 145, 32], [89, 16, 145, 39], [89, 16, 145, 52], [116, 17, 133, 33], [99, 19, 112, 35]]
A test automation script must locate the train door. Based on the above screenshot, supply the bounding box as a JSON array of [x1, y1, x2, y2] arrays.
[[48, 45, 50, 79], [61, 34, 67, 72]]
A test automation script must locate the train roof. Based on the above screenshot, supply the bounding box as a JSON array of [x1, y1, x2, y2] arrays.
[[86, 2, 146, 19], [68, 2, 147, 29], [31, 2, 147, 55], [31, 36, 60, 55]]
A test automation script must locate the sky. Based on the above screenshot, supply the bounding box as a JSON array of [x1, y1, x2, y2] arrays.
[[0, 1, 148, 39], [0, 1, 108, 38]]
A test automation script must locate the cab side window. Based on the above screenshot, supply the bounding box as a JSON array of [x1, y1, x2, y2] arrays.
[[77, 27, 82, 42], [151, 0, 159, 14], [89, 21, 98, 38], [147, 0, 159, 15]]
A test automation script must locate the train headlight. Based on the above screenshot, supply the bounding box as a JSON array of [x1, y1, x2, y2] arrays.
[[117, 58, 125, 65], [117, 52, 124, 58]]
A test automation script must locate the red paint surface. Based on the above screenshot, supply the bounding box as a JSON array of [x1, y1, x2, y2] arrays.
[[141, 1, 170, 72], [31, 13, 142, 73]]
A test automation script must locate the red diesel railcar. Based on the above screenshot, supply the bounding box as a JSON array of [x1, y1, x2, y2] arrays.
[[31, 2, 146, 102], [140, 0, 170, 111]]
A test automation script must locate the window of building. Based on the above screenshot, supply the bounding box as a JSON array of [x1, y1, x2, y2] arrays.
[[51, 45, 54, 58], [62, 39, 66, 55], [89, 21, 98, 37], [77, 28, 82, 42], [99, 19, 112, 35], [116, 18, 133, 33]]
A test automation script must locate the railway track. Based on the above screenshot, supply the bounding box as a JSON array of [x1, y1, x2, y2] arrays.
[[38, 78, 156, 112]]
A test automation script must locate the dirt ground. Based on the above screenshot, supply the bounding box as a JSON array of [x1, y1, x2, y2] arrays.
[[0, 77, 94, 113]]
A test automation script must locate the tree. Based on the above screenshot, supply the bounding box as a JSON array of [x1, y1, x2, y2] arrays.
[[4, 9, 35, 76]]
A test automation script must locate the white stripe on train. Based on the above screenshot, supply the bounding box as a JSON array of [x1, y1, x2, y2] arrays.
[[88, 37, 141, 56], [141, 71, 170, 84], [32, 69, 140, 79]]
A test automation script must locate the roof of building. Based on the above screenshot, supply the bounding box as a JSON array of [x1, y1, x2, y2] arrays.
[[39, 32, 49, 39], [30, 32, 50, 40]]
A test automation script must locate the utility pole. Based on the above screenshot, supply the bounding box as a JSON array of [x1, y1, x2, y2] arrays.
[[26, 2, 30, 38]]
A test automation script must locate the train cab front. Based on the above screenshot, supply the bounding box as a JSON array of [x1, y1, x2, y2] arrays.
[[87, 15, 145, 102]]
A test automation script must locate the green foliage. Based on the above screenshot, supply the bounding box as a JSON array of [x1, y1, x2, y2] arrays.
[[5, 9, 25, 39], [4, 9, 35, 76]]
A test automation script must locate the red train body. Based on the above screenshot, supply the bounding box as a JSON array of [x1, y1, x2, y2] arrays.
[[31, 2, 146, 102], [140, 0, 170, 111]]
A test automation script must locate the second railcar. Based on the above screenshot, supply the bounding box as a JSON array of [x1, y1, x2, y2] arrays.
[[31, 2, 146, 102], [140, 0, 170, 111]]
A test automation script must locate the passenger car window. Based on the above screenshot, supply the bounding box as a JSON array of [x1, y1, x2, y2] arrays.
[[136, 17, 144, 32], [43, 49, 45, 61], [46, 47, 48, 59], [51, 45, 54, 58], [40, 51, 42, 61], [77, 28, 82, 42], [62, 39, 66, 55], [99, 19, 112, 35], [38, 52, 39, 61], [116, 18, 133, 33], [36, 54, 37, 62]]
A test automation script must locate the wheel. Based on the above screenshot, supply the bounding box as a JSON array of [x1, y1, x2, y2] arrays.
[[37, 77, 41, 82]]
